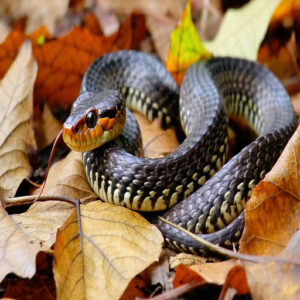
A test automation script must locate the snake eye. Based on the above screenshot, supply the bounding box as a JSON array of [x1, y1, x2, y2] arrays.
[[86, 110, 98, 128], [101, 109, 117, 119]]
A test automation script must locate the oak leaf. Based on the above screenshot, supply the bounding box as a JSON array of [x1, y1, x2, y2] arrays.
[[0, 40, 37, 200], [53, 201, 163, 300], [204, 0, 282, 60], [239, 125, 300, 255], [166, 0, 211, 84]]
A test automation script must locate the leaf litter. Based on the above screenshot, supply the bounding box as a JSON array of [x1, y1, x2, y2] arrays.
[[1, 0, 300, 299]]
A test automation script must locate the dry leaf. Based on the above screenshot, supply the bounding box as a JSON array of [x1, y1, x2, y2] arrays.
[[0, 0, 69, 34], [0, 204, 38, 281], [240, 125, 300, 255], [292, 92, 300, 117], [0, 197, 73, 282], [169, 253, 218, 269], [3, 252, 56, 299], [0, 40, 37, 200], [12, 201, 73, 251], [0, 20, 10, 42], [146, 16, 176, 62], [173, 264, 204, 288], [134, 112, 178, 158], [204, 0, 282, 60], [54, 201, 163, 300], [243, 231, 300, 299], [34, 103, 62, 150], [36, 151, 96, 200], [98, 0, 185, 20], [0, 14, 146, 110]]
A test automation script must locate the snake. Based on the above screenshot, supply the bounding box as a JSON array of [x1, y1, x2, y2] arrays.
[[62, 50, 297, 255]]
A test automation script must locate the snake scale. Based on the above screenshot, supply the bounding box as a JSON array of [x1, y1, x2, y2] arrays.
[[62, 51, 298, 255]]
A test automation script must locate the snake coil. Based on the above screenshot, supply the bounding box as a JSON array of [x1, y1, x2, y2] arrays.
[[68, 51, 297, 255]]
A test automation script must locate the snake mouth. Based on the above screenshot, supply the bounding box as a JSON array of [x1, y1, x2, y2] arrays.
[[63, 106, 126, 152]]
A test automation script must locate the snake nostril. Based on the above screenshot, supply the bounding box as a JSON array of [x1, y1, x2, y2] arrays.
[[74, 125, 79, 134]]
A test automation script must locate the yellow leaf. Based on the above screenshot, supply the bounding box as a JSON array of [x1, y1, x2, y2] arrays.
[[204, 0, 282, 60], [54, 202, 163, 300], [0, 41, 37, 201], [166, 0, 211, 84]]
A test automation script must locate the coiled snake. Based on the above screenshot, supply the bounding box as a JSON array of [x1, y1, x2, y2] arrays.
[[62, 51, 297, 254]]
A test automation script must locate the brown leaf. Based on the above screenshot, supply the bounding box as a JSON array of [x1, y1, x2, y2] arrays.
[[36, 151, 96, 200], [169, 253, 219, 269], [0, 203, 38, 281], [98, 0, 185, 20], [173, 264, 204, 288], [12, 201, 73, 250], [53, 201, 163, 300], [0, 14, 146, 111], [3, 252, 56, 300], [292, 92, 300, 117], [0, 0, 69, 34], [240, 125, 300, 255], [219, 265, 250, 299], [134, 112, 179, 158], [243, 231, 300, 299], [34, 103, 62, 150], [146, 15, 176, 63], [173, 260, 249, 298], [0, 41, 37, 200], [0, 199, 73, 281]]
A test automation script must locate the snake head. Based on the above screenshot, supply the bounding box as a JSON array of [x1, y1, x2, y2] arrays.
[[63, 91, 126, 152]]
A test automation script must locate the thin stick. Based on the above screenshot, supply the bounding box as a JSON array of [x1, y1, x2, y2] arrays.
[[158, 216, 300, 265], [35, 129, 63, 202], [5, 195, 78, 208]]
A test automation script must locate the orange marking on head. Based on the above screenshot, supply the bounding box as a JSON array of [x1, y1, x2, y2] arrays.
[[86, 129, 92, 144], [107, 118, 115, 130], [90, 128, 97, 142], [100, 117, 109, 130], [80, 130, 87, 145], [95, 123, 103, 137]]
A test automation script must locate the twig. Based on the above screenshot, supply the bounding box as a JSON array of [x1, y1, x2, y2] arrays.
[[5, 195, 78, 208], [158, 216, 300, 265]]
